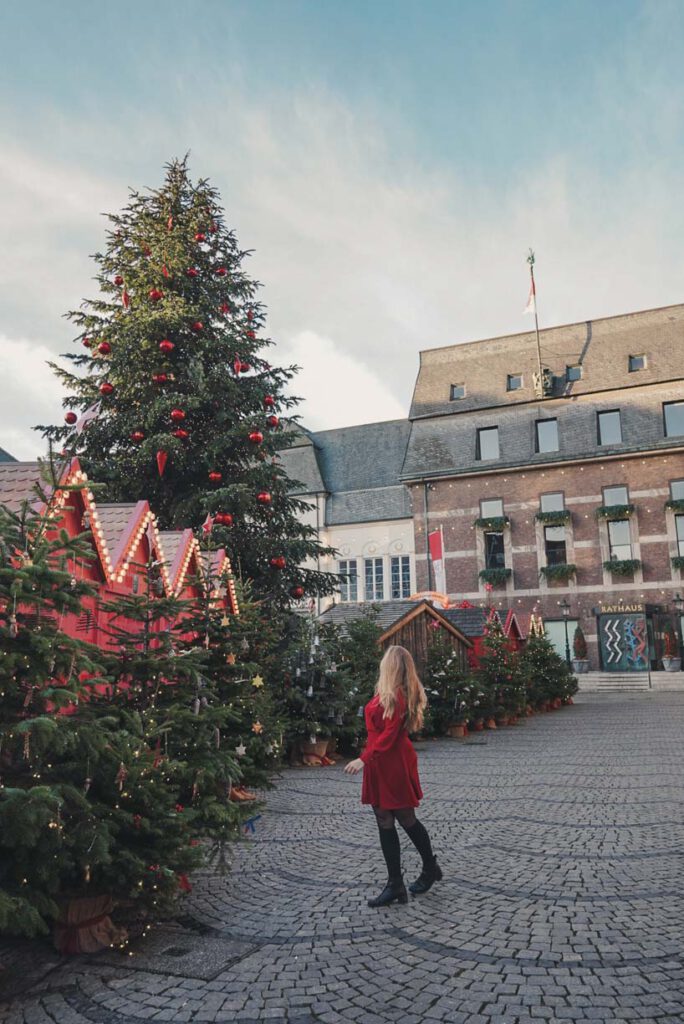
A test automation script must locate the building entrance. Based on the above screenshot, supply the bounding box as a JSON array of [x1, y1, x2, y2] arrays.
[[598, 604, 649, 672]]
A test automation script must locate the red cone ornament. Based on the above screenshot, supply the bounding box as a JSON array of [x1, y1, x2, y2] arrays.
[[162, 264, 170, 278], [240, 362, 250, 373], [156, 450, 168, 477], [64, 411, 78, 425], [122, 290, 130, 309], [167, 215, 173, 231], [159, 339, 174, 354], [249, 431, 264, 445], [247, 309, 254, 321], [233, 356, 242, 375]]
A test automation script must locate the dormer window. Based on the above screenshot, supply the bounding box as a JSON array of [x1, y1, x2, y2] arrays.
[[629, 354, 647, 372], [507, 373, 523, 391], [450, 383, 466, 401]]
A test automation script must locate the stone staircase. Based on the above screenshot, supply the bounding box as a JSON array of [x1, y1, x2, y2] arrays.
[[577, 672, 651, 692]]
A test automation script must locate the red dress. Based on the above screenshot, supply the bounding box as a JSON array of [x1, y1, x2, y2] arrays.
[[360, 691, 423, 809]]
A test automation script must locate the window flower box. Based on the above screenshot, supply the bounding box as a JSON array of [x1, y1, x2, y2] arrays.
[[478, 567, 512, 586], [666, 499, 684, 513], [672, 556, 684, 571], [603, 558, 641, 576], [539, 562, 577, 582], [535, 509, 571, 525], [474, 516, 510, 531], [596, 504, 635, 520]]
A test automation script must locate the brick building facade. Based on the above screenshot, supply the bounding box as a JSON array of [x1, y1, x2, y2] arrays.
[[403, 304, 684, 671]]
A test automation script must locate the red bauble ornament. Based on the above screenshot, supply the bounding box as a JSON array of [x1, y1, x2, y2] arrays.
[[220, 302, 231, 314], [152, 373, 168, 385], [170, 408, 186, 423], [246, 330, 256, 339], [215, 512, 233, 526], [82, 337, 92, 348], [208, 471, 222, 483], [156, 450, 168, 477], [248, 431, 264, 445], [191, 321, 203, 332], [210, 221, 218, 233], [214, 266, 227, 276], [195, 232, 206, 242], [270, 556, 286, 570], [239, 362, 250, 373], [263, 395, 275, 408], [98, 341, 111, 355], [257, 491, 272, 505], [267, 415, 279, 428], [142, 245, 151, 257], [172, 428, 189, 440], [99, 382, 114, 396], [130, 430, 145, 443], [64, 411, 77, 425], [186, 267, 199, 278], [159, 339, 174, 354], [149, 288, 164, 302], [247, 309, 254, 321], [290, 586, 305, 599], [114, 275, 124, 286]]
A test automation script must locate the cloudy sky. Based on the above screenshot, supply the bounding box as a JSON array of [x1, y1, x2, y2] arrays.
[[2, 0, 684, 458]]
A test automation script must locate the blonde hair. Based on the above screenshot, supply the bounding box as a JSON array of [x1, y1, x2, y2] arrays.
[[376, 645, 427, 733]]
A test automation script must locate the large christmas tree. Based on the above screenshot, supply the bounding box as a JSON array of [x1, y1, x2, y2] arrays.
[[41, 157, 335, 606]]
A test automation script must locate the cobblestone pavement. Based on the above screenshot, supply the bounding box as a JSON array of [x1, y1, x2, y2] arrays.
[[3, 692, 684, 1024]]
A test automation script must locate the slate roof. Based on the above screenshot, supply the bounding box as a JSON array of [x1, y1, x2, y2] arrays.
[[410, 304, 684, 420], [319, 600, 420, 632], [442, 607, 489, 638], [0, 461, 43, 512], [159, 530, 185, 570], [96, 504, 141, 564], [279, 420, 413, 525]]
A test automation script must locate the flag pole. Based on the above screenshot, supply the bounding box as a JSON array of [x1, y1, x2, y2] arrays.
[[527, 249, 543, 397]]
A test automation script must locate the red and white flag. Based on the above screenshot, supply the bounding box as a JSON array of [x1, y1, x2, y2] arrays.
[[75, 402, 101, 434], [523, 277, 536, 315], [428, 527, 447, 595]]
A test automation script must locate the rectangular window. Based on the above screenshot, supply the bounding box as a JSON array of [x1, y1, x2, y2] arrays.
[[476, 426, 500, 461], [566, 364, 582, 382], [535, 418, 559, 453], [540, 491, 565, 513], [608, 520, 632, 561], [484, 532, 505, 570], [603, 485, 629, 506], [480, 498, 504, 518], [544, 525, 567, 566], [664, 401, 684, 437], [390, 555, 411, 599], [597, 409, 623, 445], [676, 516, 684, 557], [364, 557, 384, 600], [671, 480, 684, 501], [545, 618, 579, 661], [507, 373, 522, 391], [450, 383, 465, 401], [338, 559, 358, 602], [629, 354, 646, 372]]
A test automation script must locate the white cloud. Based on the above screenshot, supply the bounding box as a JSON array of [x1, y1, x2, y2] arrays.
[[0, 335, 64, 459], [277, 330, 406, 429]]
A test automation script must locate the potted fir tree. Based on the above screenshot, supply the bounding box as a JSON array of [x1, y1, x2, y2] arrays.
[[571, 626, 590, 674], [661, 622, 681, 672]]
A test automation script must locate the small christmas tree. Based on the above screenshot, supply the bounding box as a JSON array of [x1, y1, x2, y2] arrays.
[[572, 625, 588, 661], [520, 631, 578, 708], [473, 619, 526, 721], [424, 628, 472, 735], [41, 157, 336, 607]]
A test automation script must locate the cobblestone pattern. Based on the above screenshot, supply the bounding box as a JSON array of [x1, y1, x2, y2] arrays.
[[3, 693, 684, 1023]]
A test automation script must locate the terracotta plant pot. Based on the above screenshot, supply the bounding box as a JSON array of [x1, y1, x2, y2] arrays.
[[314, 739, 329, 757], [526, 705, 535, 717], [325, 738, 338, 756], [495, 717, 509, 727], [485, 718, 497, 730], [447, 723, 467, 738], [470, 719, 484, 732]]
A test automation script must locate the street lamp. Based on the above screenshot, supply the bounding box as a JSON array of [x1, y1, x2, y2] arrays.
[[558, 598, 571, 666]]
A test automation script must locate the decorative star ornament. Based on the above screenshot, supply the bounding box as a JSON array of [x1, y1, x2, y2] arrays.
[[226, 652, 237, 665], [252, 720, 264, 734], [235, 742, 247, 757], [251, 674, 264, 689]]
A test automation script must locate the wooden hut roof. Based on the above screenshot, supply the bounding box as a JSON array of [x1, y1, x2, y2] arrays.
[[378, 599, 472, 648]]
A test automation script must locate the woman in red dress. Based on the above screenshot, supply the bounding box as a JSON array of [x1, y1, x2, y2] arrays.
[[345, 645, 442, 907]]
